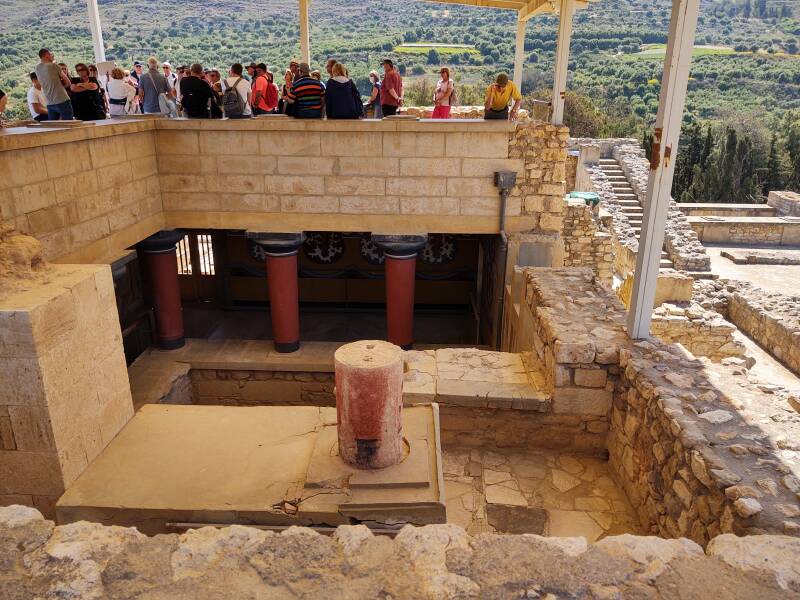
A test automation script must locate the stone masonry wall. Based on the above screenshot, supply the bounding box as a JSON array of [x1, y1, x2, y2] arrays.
[[562, 199, 613, 286], [688, 218, 800, 246], [694, 279, 800, 377], [769, 190, 800, 216], [649, 303, 747, 363], [191, 369, 335, 406], [612, 144, 710, 272], [0, 124, 162, 263], [508, 121, 569, 233], [3, 505, 799, 598], [0, 264, 134, 518]]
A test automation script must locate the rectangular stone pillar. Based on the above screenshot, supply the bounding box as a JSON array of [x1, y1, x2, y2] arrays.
[[0, 264, 134, 517]]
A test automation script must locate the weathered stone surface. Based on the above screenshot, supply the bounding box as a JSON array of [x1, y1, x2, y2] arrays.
[[2, 507, 798, 598]]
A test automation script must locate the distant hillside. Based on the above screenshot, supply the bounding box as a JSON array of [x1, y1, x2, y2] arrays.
[[1, 0, 798, 128]]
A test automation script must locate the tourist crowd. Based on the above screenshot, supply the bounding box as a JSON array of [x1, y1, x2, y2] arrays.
[[1, 47, 523, 123]]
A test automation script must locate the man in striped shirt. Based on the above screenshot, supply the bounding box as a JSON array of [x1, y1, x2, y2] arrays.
[[287, 62, 325, 119]]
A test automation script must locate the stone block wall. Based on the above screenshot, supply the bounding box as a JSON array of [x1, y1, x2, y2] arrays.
[[2, 118, 568, 263], [612, 144, 710, 272], [768, 190, 800, 216], [688, 218, 800, 246], [0, 265, 134, 517], [695, 279, 800, 377], [0, 123, 162, 263], [649, 304, 747, 363], [729, 291, 800, 377], [508, 121, 569, 233], [3, 505, 799, 599], [562, 199, 612, 286]]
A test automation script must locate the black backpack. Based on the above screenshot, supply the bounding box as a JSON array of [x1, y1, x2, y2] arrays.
[[222, 77, 245, 116]]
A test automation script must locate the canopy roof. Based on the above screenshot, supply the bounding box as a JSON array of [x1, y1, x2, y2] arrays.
[[423, 0, 595, 21]]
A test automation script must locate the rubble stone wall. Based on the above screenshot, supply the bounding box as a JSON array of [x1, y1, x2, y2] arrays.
[[689, 218, 800, 246], [508, 121, 569, 233], [2, 505, 799, 599], [695, 279, 800, 377], [503, 268, 629, 449], [612, 144, 710, 272], [190, 369, 335, 406], [729, 292, 800, 377], [561, 200, 613, 286], [768, 190, 800, 216], [649, 304, 747, 363]]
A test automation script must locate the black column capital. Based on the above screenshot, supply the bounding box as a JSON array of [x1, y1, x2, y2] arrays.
[[138, 229, 185, 254], [371, 234, 428, 260], [246, 232, 305, 256]]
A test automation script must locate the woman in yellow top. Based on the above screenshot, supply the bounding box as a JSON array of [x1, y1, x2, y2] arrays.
[[484, 73, 522, 120]]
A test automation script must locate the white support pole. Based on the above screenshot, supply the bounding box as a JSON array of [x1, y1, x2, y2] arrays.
[[85, 0, 106, 64], [513, 17, 526, 89], [551, 0, 575, 125], [299, 0, 311, 65], [627, 0, 700, 339]]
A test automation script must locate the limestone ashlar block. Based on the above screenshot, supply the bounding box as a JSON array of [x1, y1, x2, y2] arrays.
[[399, 197, 459, 216], [43, 142, 90, 178], [259, 131, 321, 156], [400, 157, 462, 178], [386, 177, 446, 197], [89, 136, 128, 169], [0, 147, 47, 190], [199, 131, 260, 155], [0, 264, 134, 501], [552, 387, 612, 416], [278, 156, 337, 176], [383, 132, 446, 157], [445, 132, 509, 158]]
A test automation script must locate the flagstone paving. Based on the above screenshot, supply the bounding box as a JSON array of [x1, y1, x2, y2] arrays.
[[442, 446, 641, 541]]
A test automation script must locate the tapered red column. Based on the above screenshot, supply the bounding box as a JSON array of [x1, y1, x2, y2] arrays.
[[372, 234, 427, 350], [139, 230, 186, 350], [336, 340, 404, 469], [249, 232, 304, 353]]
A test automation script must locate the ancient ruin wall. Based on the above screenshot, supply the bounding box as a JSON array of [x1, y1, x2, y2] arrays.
[[611, 144, 710, 272], [2, 118, 568, 264], [649, 304, 747, 363], [191, 369, 335, 406], [768, 190, 800, 216], [519, 268, 800, 545], [0, 264, 134, 517], [2, 505, 799, 598], [561, 200, 613, 286], [0, 124, 162, 263], [695, 279, 800, 377]]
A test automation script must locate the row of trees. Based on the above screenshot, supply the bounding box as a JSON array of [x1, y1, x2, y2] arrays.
[[664, 112, 800, 203]]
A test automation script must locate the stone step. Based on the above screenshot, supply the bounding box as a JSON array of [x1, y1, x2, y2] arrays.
[[599, 158, 617, 164], [660, 259, 674, 268]]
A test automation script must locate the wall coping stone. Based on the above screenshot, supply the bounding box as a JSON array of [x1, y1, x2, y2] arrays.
[[2, 505, 798, 597]]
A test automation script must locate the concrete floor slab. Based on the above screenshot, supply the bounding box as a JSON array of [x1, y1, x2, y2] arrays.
[[56, 404, 445, 535]]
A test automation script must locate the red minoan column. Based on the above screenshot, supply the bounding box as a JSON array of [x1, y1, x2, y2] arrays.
[[139, 230, 186, 350], [249, 232, 304, 353], [372, 234, 428, 350], [335, 340, 404, 469]]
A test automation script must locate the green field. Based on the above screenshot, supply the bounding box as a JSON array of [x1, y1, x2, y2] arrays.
[[395, 43, 479, 56], [633, 44, 737, 57]]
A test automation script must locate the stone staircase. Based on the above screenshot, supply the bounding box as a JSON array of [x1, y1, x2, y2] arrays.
[[599, 158, 674, 270]]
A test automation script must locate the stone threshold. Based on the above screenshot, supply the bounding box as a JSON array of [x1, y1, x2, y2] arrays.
[[129, 340, 552, 413]]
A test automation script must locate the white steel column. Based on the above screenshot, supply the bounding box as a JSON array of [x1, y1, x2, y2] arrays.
[[551, 0, 575, 125], [85, 0, 106, 63], [627, 0, 700, 339], [299, 0, 311, 65], [513, 17, 526, 89]]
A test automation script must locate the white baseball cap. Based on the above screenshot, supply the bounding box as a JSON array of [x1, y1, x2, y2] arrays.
[[162, 62, 171, 68]]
